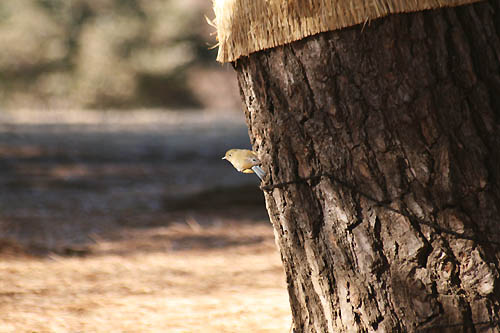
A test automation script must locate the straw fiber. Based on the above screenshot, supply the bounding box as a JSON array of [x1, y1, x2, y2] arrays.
[[213, 0, 482, 63]]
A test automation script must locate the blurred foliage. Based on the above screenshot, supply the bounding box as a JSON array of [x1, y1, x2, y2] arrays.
[[0, 0, 228, 109]]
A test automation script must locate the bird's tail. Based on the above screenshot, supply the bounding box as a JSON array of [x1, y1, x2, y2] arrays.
[[251, 165, 266, 181]]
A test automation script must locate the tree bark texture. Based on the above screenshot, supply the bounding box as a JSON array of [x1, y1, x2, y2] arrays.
[[234, 1, 500, 332]]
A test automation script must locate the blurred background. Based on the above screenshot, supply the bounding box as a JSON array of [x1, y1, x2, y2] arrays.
[[0, 0, 241, 110], [0, 1, 290, 332]]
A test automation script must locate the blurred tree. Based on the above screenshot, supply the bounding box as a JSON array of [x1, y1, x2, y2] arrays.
[[0, 0, 231, 109], [234, 1, 500, 332]]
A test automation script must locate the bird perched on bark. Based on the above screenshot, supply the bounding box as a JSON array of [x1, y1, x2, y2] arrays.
[[222, 149, 266, 180]]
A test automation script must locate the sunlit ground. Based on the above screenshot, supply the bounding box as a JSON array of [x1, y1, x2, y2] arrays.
[[0, 222, 291, 332], [0, 109, 291, 332]]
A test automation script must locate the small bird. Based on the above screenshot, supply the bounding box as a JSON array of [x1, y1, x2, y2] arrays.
[[222, 149, 266, 180]]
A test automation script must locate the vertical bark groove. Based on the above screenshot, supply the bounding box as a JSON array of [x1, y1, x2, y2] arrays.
[[235, 1, 500, 332]]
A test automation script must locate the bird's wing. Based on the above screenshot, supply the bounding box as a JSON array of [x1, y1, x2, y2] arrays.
[[242, 168, 255, 174], [245, 154, 261, 167]]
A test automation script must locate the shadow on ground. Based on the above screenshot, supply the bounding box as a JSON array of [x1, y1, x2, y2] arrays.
[[0, 110, 269, 258]]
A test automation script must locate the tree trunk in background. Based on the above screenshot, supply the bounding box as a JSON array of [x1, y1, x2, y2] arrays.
[[234, 1, 500, 332]]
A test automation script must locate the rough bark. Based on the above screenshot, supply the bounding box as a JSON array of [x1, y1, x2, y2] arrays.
[[234, 1, 500, 332]]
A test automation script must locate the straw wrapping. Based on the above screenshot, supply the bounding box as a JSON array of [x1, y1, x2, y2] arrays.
[[213, 0, 482, 63]]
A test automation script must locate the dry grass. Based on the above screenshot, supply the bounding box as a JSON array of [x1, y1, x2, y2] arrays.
[[0, 222, 291, 333], [213, 0, 481, 62], [0, 109, 290, 332]]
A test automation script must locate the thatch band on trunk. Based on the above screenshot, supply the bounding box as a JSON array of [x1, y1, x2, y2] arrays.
[[213, 0, 482, 63]]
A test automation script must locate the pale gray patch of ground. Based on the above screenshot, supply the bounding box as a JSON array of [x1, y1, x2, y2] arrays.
[[0, 109, 264, 252]]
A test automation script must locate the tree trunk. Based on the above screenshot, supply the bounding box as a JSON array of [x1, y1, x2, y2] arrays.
[[234, 1, 500, 332]]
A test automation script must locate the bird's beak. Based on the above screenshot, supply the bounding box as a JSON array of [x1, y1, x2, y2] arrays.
[[221, 156, 226, 160]]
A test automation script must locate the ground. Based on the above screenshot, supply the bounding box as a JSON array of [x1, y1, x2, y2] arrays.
[[0, 109, 291, 332]]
